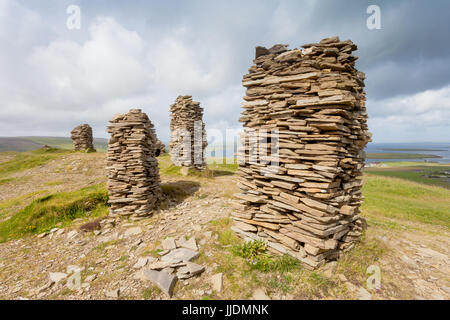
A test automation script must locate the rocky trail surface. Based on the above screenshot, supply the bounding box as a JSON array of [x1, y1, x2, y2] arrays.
[[0, 152, 448, 300]]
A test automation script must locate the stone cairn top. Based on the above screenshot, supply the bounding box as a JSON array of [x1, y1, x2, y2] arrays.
[[169, 95, 207, 170], [106, 109, 162, 220], [70, 124, 95, 152], [233, 36, 371, 269]]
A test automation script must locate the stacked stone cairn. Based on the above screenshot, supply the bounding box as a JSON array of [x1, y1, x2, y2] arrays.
[[169, 95, 207, 170], [155, 139, 166, 156], [70, 124, 95, 152], [106, 109, 162, 220], [232, 36, 371, 269]]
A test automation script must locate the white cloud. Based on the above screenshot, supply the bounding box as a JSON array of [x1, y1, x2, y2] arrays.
[[367, 85, 450, 142]]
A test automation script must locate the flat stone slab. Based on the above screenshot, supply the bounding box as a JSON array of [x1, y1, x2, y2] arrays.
[[211, 273, 223, 292], [124, 227, 142, 237], [178, 237, 198, 251], [133, 256, 157, 269], [161, 248, 199, 263], [177, 262, 205, 279], [149, 260, 185, 270], [143, 269, 177, 297], [162, 237, 177, 250]]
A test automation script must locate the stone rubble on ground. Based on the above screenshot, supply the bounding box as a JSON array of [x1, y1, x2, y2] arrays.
[[139, 236, 204, 297], [232, 36, 371, 269]]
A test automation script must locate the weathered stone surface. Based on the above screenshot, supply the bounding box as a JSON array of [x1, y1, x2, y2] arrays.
[[211, 273, 223, 292], [143, 269, 177, 297], [161, 248, 199, 263], [106, 109, 162, 219], [133, 256, 156, 269], [71, 124, 96, 152], [162, 237, 177, 250], [178, 237, 198, 251], [124, 227, 142, 237], [169, 96, 207, 170], [105, 288, 120, 299], [234, 36, 370, 269]]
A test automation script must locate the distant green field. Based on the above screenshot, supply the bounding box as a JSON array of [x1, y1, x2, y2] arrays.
[[364, 163, 450, 189], [381, 148, 446, 152], [24, 137, 108, 152], [362, 174, 450, 229], [366, 153, 442, 159]]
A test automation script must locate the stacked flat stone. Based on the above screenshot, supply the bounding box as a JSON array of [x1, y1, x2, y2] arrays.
[[233, 36, 371, 269], [70, 124, 95, 152], [106, 109, 162, 219], [155, 139, 166, 156], [169, 95, 207, 170]]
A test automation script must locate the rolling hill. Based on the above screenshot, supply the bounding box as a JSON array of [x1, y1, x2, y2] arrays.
[[0, 137, 108, 152]]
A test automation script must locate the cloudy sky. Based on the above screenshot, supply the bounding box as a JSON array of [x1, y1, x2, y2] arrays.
[[1, 0, 449, 143]]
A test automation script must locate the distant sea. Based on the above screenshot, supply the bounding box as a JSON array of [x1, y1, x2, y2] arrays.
[[365, 142, 450, 164], [206, 142, 450, 164]]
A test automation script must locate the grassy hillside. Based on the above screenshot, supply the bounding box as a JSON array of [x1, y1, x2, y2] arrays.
[[0, 184, 108, 242], [364, 162, 450, 188], [24, 136, 108, 152], [362, 174, 450, 229], [0, 150, 448, 299], [0, 148, 72, 179], [0, 137, 43, 152]]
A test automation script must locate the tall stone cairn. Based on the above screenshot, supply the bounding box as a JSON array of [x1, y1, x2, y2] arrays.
[[169, 95, 207, 170], [70, 124, 95, 152], [233, 36, 371, 269], [106, 109, 162, 219]]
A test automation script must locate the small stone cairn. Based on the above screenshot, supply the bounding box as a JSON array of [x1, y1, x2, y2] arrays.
[[70, 124, 95, 152], [169, 95, 207, 171]]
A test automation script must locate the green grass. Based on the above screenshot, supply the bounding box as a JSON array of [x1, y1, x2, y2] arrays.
[[0, 148, 72, 178], [366, 153, 442, 159], [231, 240, 300, 273], [158, 153, 238, 177], [23, 137, 108, 152], [0, 183, 108, 242], [362, 174, 450, 229], [365, 164, 450, 188]]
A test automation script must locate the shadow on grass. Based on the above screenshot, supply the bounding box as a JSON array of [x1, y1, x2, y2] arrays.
[[160, 180, 200, 209]]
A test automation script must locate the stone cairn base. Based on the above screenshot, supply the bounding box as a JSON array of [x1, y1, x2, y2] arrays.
[[106, 109, 162, 222], [233, 36, 371, 269], [70, 124, 96, 152], [169, 95, 207, 170]]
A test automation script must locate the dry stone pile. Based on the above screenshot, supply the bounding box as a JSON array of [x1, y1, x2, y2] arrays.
[[169, 96, 207, 170], [233, 36, 371, 269], [155, 139, 166, 156], [106, 109, 162, 220], [70, 124, 95, 152]]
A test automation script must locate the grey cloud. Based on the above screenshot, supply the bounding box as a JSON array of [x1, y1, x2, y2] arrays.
[[1, 0, 450, 143]]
